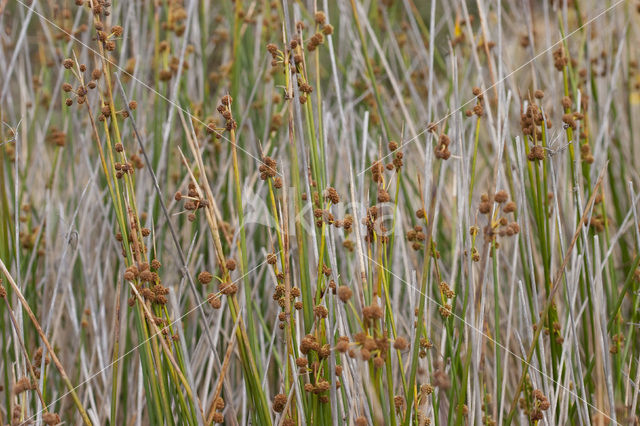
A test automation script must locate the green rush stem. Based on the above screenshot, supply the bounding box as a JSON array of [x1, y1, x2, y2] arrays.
[[506, 169, 605, 424], [404, 0, 447, 72], [267, 179, 286, 270], [303, 97, 323, 198], [227, 294, 272, 425], [384, 354, 398, 426], [560, 56, 598, 393], [229, 127, 260, 367], [0, 259, 92, 425], [349, 0, 392, 142], [84, 103, 132, 263], [97, 43, 148, 262], [403, 192, 436, 426], [534, 129, 560, 376], [283, 42, 313, 332], [133, 306, 165, 425], [265, 178, 295, 397], [149, 332, 176, 426], [607, 254, 640, 333], [469, 117, 481, 207], [313, 25, 326, 186], [380, 173, 409, 397], [0, 121, 12, 416], [491, 242, 502, 421], [110, 280, 122, 425], [315, 204, 330, 303], [155, 311, 196, 423]]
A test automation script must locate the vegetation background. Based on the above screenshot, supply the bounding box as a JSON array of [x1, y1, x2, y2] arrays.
[[0, 0, 639, 424]]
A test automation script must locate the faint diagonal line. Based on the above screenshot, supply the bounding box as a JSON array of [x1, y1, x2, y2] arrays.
[[13, 0, 277, 176], [357, 0, 624, 176], [364, 253, 619, 424], [23, 254, 276, 423]]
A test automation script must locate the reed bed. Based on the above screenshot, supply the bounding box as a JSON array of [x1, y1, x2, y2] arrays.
[[1, 0, 640, 424]]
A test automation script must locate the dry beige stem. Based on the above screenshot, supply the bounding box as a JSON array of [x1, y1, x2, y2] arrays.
[[0, 258, 92, 426]]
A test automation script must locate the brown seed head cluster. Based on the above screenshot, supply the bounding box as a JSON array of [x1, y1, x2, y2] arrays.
[[300, 334, 321, 355], [325, 187, 340, 204], [61, 58, 103, 106], [406, 224, 426, 251], [175, 182, 209, 222], [307, 32, 324, 52], [421, 383, 434, 396], [432, 363, 451, 389], [553, 46, 568, 71], [584, 212, 605, 233], [208, 293, 222, 309], [335, 336, 350, 353], [272, 393, 287, 413], [128, 278, 170, 307], [438, 303, 452, 318], [439, 281, 455, 299], [520, 102, 545, 140], [209, 397, 225, 423], [42, 412, 62, 425], [314, 304, 329, 318], [266, 42, 282, 68], [465, 87, 485, 117], [113, 157, 136, 179], [528, 145, 545, 161], [348, 330, 391, 364], [13, 377, 35, 395], [259, 156, 278, 180], [217, 96, 236, 131], [47, 127, 67, 147], [313, 208, 336, 228], [371, 160, 384, 183], [305, 12, 333, 50], [298, 80, 313, 95], [435, 134, 451, 160], [393, 336, 409, 350], [394, 395, 405, 410], [529, 389, 551, 421], [198, 271, 213, 285], [477, 191, 520, 242], [34, 347, 50, 369], [391, 150, 404, 170], [219, 281, 238, 296], [377, 188, 391, 203], [580, 143, 594, 164], [362, 301, 383, 323], [211, 412, 224, 424], [337, 285, 352, 302], [361, 206, 382, 243]]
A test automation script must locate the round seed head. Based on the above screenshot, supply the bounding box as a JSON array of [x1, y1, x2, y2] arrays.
[[42, 412, 61, 425], [272, 393, 287, 413], [393, 336, 408, 350], [337, 285, 352, 302], [198, 271, 213, 285], [208, 293, 221, 309]]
